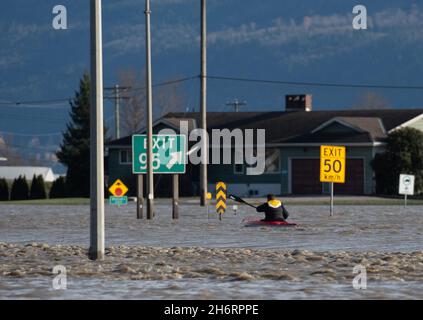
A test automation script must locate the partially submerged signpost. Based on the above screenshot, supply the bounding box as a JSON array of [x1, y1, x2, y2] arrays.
[[108, 179, 129, 207], [320, 145, 346, 216], [399, 174, 415, 208], [132, 134, 186, 219]]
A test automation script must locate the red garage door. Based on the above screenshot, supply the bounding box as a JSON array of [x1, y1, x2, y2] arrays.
[[334, 159, 364, 195], [291, 159, 322, 194], [291, 158, 365, 195]]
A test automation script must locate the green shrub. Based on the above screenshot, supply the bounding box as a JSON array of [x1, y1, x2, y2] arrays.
[[29, 174, 47, 200], [0, 178, 9, 201], [372, 127, 423, 195], [10, 175, 29, 201], [49, 176, 67, 199]]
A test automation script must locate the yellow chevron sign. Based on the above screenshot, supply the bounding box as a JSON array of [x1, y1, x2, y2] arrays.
[[216, 182, 227, 215]]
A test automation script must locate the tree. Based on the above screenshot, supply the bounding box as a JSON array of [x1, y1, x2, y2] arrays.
[[49, 176, 66, 199], [117, 69, 186, 137], [0, 135, 24, 165], [57, 73, 91, 197], [0, 178, 9, 201], [10, 175, 29, 201], [372, 127, 423, 194], [118, 70, 146, 137], [352, 92, 390, 110], [29, 174, 47, 200]]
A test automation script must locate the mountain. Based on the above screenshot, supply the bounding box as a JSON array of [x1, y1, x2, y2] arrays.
[[1, 0, 423, 168]]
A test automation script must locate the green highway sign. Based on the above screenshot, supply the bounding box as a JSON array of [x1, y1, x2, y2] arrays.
[[132, 134, 186, 174], [109, 196, 128, 206]]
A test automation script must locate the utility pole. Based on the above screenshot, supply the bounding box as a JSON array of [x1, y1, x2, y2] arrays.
[[114, 85, 120, 139], [226, 99, 247, 112], [200, 0, 208, 207], [89, 0, 105, 261], [145, 0, 154, 219], [104, 85, 131, 140]]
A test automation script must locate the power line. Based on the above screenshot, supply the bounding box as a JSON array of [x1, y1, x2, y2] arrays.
[[2, 142, 59, 151], [0, 76, 199, 107], [207, 75, 423, 90], [0, 131, 62, 137], [0, 112, 68, 122]]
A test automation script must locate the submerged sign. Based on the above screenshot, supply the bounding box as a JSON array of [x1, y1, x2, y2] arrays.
[[109, 196, 128, 206], [320, 145, 346, 184], [132, 135, 186, 174]]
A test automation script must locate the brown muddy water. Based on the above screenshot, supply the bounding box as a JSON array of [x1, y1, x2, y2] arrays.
[[0, 204, 422, 299]]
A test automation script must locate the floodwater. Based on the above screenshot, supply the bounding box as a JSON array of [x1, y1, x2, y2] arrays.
[[0, 203, 422, 299]]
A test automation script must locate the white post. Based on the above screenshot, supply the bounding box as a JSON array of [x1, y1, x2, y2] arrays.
[[330, 182, 334, 217], [405, 194, 407, 208], [89, 0, 105, 260]]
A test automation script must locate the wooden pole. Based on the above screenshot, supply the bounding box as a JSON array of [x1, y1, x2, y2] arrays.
[[172, 174, 179, 219], [145, 0, 154, 219], [137, 175, 144, 219], [200, 0, 208, 207]]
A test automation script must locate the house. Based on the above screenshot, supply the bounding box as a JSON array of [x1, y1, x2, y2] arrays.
[[0, 166, 56, 183], [106, 95, 423, 197]]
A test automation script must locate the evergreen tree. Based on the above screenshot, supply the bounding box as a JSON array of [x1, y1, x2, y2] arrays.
[[30, 174, 47, 200], [0, 178, 9, 201], [49, 176, 67, 199], [10, 175, 29, 201], [372, 127, 423, 194], [57, 73, 91, 197]]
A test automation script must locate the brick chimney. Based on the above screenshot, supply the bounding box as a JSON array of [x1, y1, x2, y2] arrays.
[[285, 94, 312, 112]]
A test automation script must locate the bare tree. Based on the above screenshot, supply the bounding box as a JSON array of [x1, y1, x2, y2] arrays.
[[352, 92, 390, 110], [118, 70, 146, 137], [155, 77, 187, 117], [117, 69, 187, 137], [0, 134, 24, 166]]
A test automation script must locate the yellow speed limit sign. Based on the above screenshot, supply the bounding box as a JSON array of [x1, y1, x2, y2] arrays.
[[320, 145, 346, 183]]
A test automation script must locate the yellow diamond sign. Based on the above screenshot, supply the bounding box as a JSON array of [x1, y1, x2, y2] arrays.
[[109, 179, 128, 197]]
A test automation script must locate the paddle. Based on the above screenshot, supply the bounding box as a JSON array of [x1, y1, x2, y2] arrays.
[[228, 194, 257, 209]]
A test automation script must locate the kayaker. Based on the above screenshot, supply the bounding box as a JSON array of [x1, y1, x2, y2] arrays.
[[256, 194, 289, 221]]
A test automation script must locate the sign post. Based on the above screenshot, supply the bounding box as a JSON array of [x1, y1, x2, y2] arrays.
[[137, 175, 144, 219], [206, 192, 212, 219], [133, 134, 186, 219], [399, 174, 415, 208], [172, 174, 179, 219], [108, 179, 129, 207], [320, 145, 346, 216]]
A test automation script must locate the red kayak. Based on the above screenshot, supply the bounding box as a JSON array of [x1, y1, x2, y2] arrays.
[[243, 218, 298, 227]]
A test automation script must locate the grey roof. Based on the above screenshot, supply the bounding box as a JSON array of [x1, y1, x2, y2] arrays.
[[106, 109, 423, 146], [0, 166, 56, 182]]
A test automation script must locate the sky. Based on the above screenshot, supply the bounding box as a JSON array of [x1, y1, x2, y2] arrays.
[[1, 0, 423, 170]]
